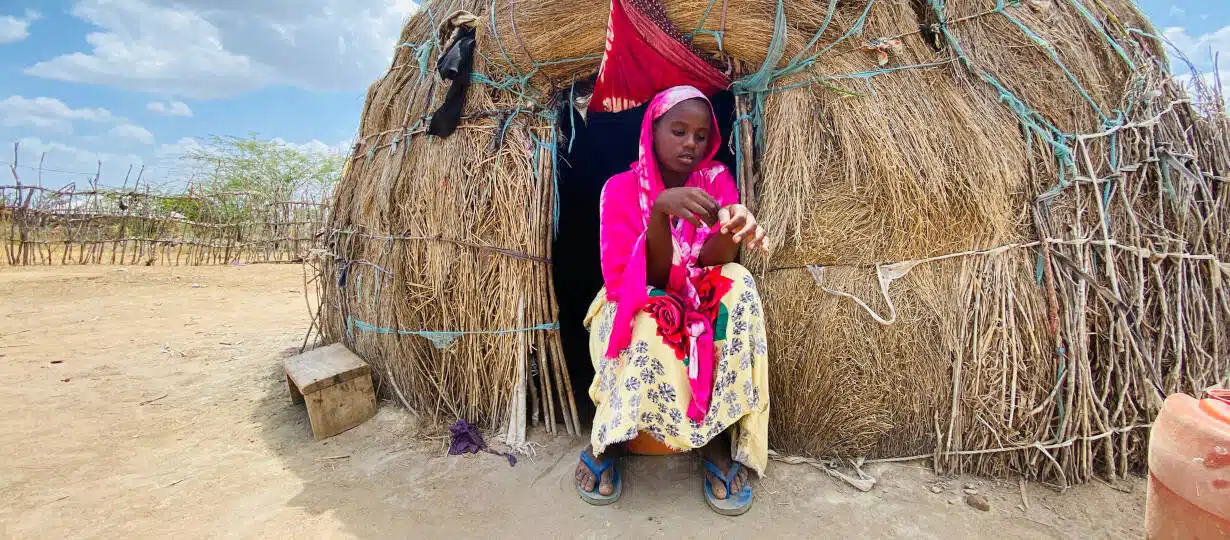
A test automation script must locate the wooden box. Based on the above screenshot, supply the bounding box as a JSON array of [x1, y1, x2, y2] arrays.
[[283, 344, 377, 440]]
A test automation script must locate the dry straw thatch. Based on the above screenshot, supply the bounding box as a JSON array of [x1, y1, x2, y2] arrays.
[[315, 0, 1229, 485]]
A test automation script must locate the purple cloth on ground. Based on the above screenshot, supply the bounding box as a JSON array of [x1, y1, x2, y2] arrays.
[[448, 419, 517, 466], [448, 419, 486, 455]]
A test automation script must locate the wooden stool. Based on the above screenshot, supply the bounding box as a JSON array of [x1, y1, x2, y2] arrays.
[[283, 344, 377, 440]]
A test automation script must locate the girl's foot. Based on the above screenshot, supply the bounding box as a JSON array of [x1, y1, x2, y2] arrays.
[[575, 445, 617, 496], [699, 437, 749, 499]]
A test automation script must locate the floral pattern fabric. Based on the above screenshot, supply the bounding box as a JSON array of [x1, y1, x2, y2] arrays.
[[645, 267, 732, 362], [586, 263, 770, 475], [598, 85, 739, 422]]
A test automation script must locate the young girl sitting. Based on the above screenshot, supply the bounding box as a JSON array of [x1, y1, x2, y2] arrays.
[[575, 85, 771, 516]]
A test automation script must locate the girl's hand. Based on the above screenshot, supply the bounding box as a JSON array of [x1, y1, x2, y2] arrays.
[[717, 204, 767, 252], [652, 187, 720, 227]]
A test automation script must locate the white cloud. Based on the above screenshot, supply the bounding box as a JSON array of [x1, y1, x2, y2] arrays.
[[273, 137, 348, 156], [109, 123, 155, 144], [0, 95, 115, 134], [25, 0, 418, 99], [1168, 6, 1185, 19], [26, 1, 267, 99], [12, 136, 216, 189], [13, 137, 146, 187], [1162, 26, 1230, 68], [8, 134, 350, 189], [1174, 69, 1230, 97], [18, 137, 112, 166], [146, 100, 193, 117], [156, 136, 203, 158], [0, 9, 39, 44], [1175, 70, 1229, 85], [1161, 26, 1230, 106]]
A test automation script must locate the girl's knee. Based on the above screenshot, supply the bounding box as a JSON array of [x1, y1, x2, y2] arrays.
[[720, 263, 753, 283]]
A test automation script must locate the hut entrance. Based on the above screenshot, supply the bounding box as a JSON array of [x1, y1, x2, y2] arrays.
[[552, 89, 740, 425]]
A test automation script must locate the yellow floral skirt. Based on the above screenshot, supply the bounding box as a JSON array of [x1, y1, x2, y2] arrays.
[[584, 263, 770, 475]]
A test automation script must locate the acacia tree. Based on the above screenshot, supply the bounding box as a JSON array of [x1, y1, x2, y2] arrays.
[[169, 135, 345, 222], [186, 135, 344, 201]]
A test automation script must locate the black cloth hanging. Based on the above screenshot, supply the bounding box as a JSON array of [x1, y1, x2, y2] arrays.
[[428, 27, 476, 138]]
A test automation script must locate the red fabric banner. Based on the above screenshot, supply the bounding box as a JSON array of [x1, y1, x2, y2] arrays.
[[589, 0, 731, 113]]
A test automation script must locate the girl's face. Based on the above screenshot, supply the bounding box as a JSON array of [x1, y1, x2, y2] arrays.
[[652, 98, 712, 178]]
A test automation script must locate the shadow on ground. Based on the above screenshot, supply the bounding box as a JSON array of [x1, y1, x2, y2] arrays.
[[248, 352, 1147, 539], [249, 356, 798, 537]]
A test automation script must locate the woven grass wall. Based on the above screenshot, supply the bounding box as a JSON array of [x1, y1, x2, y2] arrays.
[[317, 0, 1229, 484]]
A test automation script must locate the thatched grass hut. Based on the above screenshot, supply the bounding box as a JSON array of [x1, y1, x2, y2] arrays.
[[315, 0, 1229, 485]]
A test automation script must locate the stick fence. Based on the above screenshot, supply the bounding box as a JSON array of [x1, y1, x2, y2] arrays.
[[3, 167, 329, 267]]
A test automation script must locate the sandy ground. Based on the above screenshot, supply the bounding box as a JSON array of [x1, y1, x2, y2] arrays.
[[0, 265, 1147, 539]]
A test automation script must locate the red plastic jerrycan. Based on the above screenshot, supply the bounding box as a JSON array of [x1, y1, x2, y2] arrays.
[[1146, 389, 1230, 539]]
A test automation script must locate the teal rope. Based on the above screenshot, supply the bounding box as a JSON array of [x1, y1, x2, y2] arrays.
[[763, 60, 954, 94], [693, 29, 725, 52], [822, 60, 954, 81], [568, 80, 578, 153], [805, 0, 875, 68], [529, 130, 562, 236], [550, 120, 561, 237], [686, 0, 725, 51], [997, 6, 1109, 123], [1101, 109, 1126, 228], [1062, 0, 1135, 70], [483, 0, 537, 106], [771, 0, 875, 83], [732, 112, 747, 180], [533, 55, 603, 66], [1034, 247, 1046, 284], [729, 0, 879, 155], [1124, 27, 1163, 42], [423, 1, 441, 50], [348, 316, 558, 350], [416, 42, 434, 81], [689, 0, 719, 36], [786, 0, 839, 67], [467, 0, 601, 113], [729, 0, 788, 152], [471, 71, 538, 93], [928, 0, 1086, 205]]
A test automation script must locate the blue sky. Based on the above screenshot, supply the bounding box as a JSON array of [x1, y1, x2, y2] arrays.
[[0, 1, 1226, 189], [1139, 1, 1230, 81], [0, 0, 416, 188]]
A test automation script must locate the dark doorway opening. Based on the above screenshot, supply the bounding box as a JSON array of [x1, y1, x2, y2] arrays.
[[552, 90, 739, 426]]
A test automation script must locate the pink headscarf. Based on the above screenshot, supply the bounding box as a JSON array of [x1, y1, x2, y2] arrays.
[[598, 85, 739, 422]]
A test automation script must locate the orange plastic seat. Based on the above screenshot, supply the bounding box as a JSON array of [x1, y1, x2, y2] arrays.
[[624, 431, 683, 455], [1145, 389, 1230, 539]]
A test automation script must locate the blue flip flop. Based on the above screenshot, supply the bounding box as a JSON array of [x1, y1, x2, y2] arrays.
[[702, 459, 753, 516], [577, 450, 622, 505]]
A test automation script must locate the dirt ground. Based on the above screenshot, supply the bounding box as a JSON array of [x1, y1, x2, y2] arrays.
[[0, 265, 1147, 539]]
